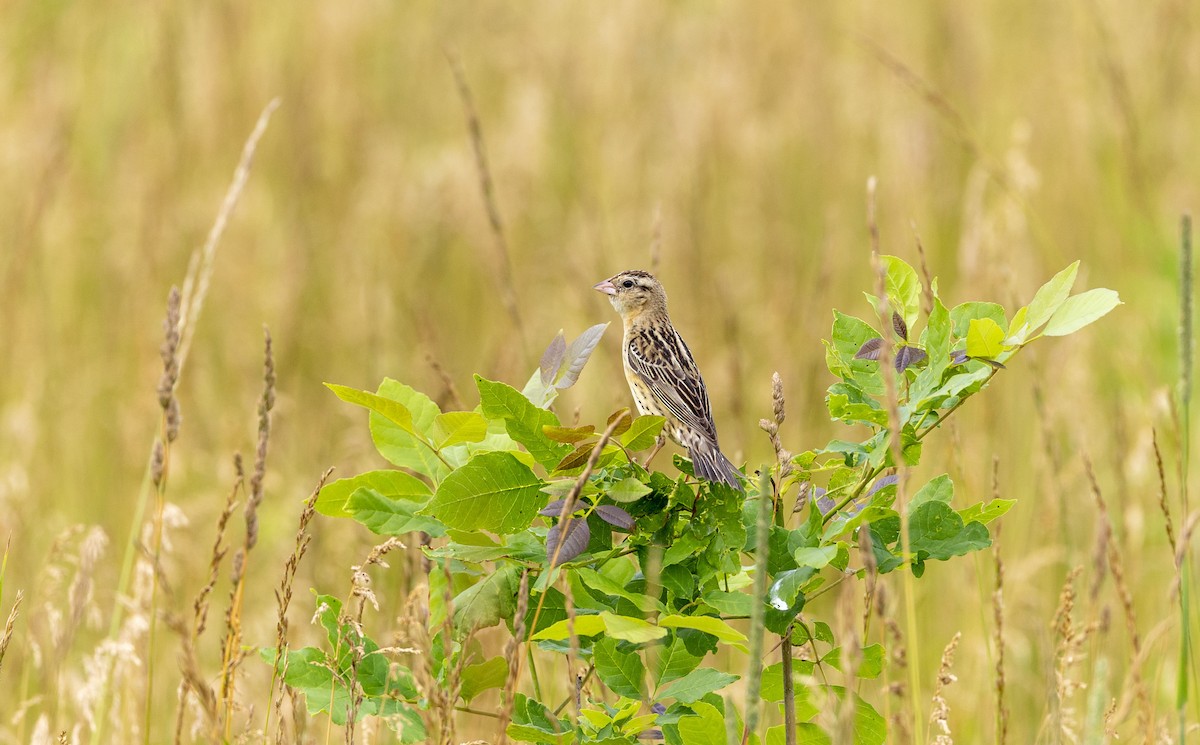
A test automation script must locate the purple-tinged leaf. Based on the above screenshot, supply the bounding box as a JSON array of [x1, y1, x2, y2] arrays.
[[540, 332, 567, 386], [816, 489, 835, 515], [539, 498, 576, 518], [637, 731, 665, 740], [867, 474, 899, 497], [546, 517, 590, 566], [651, 703, 667, 715], [607, 408, 633, 437], [555, 442, 599, 472], [556, 323, 609, 390], [950, 349, 969, 365], [980, 358, 1007, 370], [892, 312, 908, 341], [855, 338, 883, 361], [894, 346, 927, 372], [594, 505, 635, 531], [542, 424, 597, 444]]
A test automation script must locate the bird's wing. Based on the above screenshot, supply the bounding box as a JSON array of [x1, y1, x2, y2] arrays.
[[626, 328, 719, 442]]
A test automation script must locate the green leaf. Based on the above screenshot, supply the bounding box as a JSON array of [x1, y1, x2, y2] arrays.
[[367, 379, 447, 482], [767, 724, 832, 745], [431, 411, 488, 448], [453, 564, 521, 636], [958, 498, 1016, 525], [601, 611, 667, 644], [702, 590, 752, 617], [1042, 288, 1121, 337], [326, 382, 415, 433], [658, 667, 739, 704], [542, 425, 597, 444], [315, 469, 430, 519], [459, 656, 509, 702], [825, 312, 884, 395], [676, 701, 726, 745], [908, 473, 953, 514], [909, 501, 992, 568], [621, 415, 667, 451], [531, 614, 607, 641], [594, 638, 645, 698], [821, 643, 884, 678], [793, 545, 838, 569], [1025, 261, 1079, 332], [477, 376, 571, 468], [606, 477, 653, 503], [658, 615, 748, 652], [424, 451, 546, 534], [346, 487, 445, 537], [950, 302, 1008, 338], [653, 636, 704, 687], [575, 567, 664, 614], [868, 256, 921, 331], [965, 318, 1006, 359]]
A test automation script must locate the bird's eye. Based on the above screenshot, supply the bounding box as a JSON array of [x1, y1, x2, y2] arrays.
[[621, 280, 635, 289]]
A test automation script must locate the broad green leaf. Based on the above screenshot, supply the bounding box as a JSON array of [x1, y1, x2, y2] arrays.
[[621, 415, 667, 451], [346, 487, 444, 537], [509, 693, 571, 744], [594, 637, 645, 698], [676, 701, 726, 745], [908, 473, 954, 514], [459, 656, 508, 702], [658, 667, 739, 704], [825, 312, 884, 395], [575, 566, 665, 614], [606, 477, 653, 503], [866, 256, 922, 331], [601, 611, 667, 644], [367, 379, 447, 482], [826, 393, 888, 426], [1042, 288, 1121, 337], [793, 545, 838, 569], [477, 376, 570, 468], [315, 469, 430, 518], [326, 382, 415, 433], [958, 498, 1016, 525], [542, 425, 597, 444], [424, 451, 545, 534], [702, 590, 752, 617], [912, 296, 952, 402], [660, 564, 696, 599], [965, 318, 1006, 359], [531, 614, 606, 641], [1025, 261, 1079, 331], [442, 428, 527, 469], [950, 302, 1008, 338], [821, 643, 884, 678], [431, 411, 488, 448], [908, 501, 992, 570], [767, 724, 832, 745], [653, 636, 704, 687], [453, 564, 520, 636], [658, 615, 748, 652]]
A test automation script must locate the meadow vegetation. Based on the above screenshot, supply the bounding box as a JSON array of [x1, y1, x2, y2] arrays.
[[0, 2, 1197, 743]]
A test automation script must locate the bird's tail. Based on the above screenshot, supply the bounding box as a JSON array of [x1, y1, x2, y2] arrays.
[[689, 441, 745, 492]]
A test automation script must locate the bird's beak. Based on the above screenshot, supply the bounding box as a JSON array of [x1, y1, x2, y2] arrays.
[[593, 279, 618, 296]]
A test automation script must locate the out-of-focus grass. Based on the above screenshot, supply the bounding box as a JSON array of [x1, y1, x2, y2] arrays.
[[0, 1, 1197, 741]]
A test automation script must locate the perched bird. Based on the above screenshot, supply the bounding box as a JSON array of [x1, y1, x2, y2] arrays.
[[594, 270, 744, 491]]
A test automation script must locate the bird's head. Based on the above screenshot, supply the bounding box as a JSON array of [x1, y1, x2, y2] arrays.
[[594, 270, 667, 318]]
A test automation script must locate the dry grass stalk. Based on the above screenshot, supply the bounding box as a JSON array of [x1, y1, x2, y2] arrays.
[[425, 351, 464, 411], [648, 203, 664, 275], [445, 49, 527, 355], [562, 574, 582, 722], [832, 579, 863, 745], [496, 570, 530, 745], [910, 222, 935, 315], [1084, 456, 1151, 734], [176, 98, 281, 375], [1051, 566, 1095, 744], [264, 468, 331, 745], [0, 589, 25, 674], [928, 631, 962, 745], [218, 330, 276, 738], [1152, 430, 1177, 554], [758, 372, 792, 515], [172, 455, 242, 743], [344, 537, 405, 743], [991, 460, 1008, 745]]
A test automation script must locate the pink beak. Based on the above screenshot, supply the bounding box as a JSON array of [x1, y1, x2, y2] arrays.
[[593, 279, 618, 296]]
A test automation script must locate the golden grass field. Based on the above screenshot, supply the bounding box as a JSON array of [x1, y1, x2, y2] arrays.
[[1, 1, 1198, 742]]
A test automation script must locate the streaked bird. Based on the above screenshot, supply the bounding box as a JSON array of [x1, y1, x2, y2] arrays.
[[594, 270, 744, 491]]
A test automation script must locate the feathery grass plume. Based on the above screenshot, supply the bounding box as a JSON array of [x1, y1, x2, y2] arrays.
[[218, 329, 276, 738], [446, 48, 527, 356], [928, 631, 962, 745], [0, 589, 24, 675], [740, 469, 773, 745], [1153, 430, 1177, 554], [1051, 566, 1094, 744], [1084, 455, 1150, 733], [866, 176, 923, 743], [496, 570, 530, 745], [265, 468, 330, 745], [758, 372, 792, 516], [344, 537, 405, 742]]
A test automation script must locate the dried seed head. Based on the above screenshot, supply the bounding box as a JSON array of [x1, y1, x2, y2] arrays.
[[771, 372, 786, 425], [151, 439, 165, 487]]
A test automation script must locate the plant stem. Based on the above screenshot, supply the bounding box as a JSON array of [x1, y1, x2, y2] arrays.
[[781, 633, 797, 745], [739, 469, 772, 745]]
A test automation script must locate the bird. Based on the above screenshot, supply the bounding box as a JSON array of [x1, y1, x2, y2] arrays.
[[594, 270, 744, 491]]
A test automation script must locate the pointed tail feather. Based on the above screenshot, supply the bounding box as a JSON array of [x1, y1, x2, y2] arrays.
[[689, 442, 745, 491]]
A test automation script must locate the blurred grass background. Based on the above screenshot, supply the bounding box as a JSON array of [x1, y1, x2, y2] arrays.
[[1, 0, 1198, 741]]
